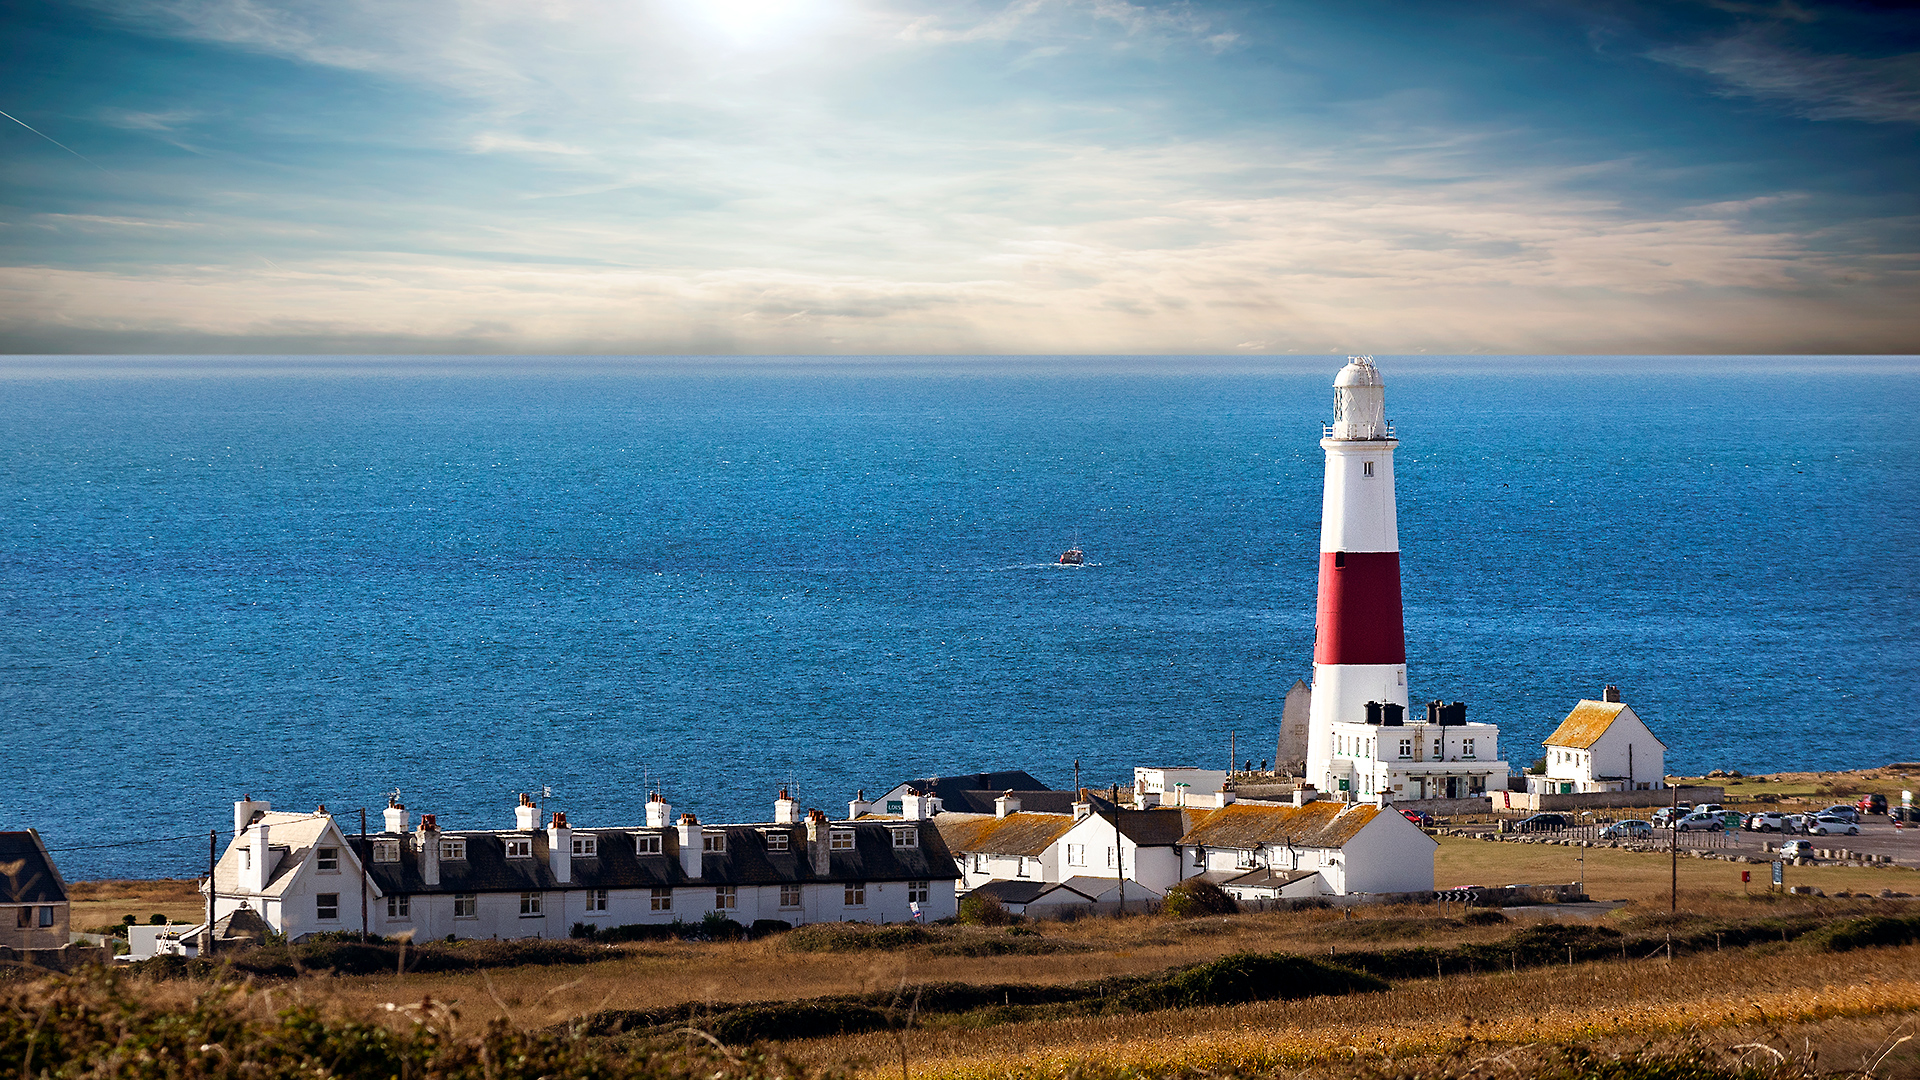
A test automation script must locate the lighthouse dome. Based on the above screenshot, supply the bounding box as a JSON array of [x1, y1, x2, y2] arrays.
[[1333, 356, 1383, 389]]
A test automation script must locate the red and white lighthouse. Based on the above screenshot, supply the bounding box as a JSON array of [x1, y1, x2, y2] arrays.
[[1305, 356, 1408, 794]]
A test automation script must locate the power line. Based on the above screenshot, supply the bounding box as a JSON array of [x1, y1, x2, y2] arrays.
[[45, 833, 209, 853]]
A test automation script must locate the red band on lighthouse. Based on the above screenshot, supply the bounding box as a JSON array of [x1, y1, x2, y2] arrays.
[[1313, 551, 1407, 666]]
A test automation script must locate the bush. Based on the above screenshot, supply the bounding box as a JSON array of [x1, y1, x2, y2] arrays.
[[1161, 880, 1239, 918], [1803, 913, 1920, 952], [783, 923, 935, 953], [957, 893, 1014, 927], [1123, 952, 1388, 1010], [707, 1001, 892, 1043], [1463, 909, 1510, 926], [149, 913, 168, 924]]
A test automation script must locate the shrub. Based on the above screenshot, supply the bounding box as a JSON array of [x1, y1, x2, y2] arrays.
[[148, 913, 168, 924], [957, 893, 1014, 926], [748, 920, 792, 938], [1463, 909, 1510, 926], [783, 923, 934, 953], [707, 1001, 892, 1043], [1123, 952, 1388, 1010], [1803, 913, 1920, 952], [1161, 880, 1238, 918]]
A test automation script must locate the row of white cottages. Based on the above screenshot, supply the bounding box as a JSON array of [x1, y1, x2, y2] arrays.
[[203, 781, 1438, 942]]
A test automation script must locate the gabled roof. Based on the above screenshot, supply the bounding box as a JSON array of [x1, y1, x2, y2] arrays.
[[888, 771, 1052, 807], [1057, 875, 1164, 902], [0, 830, 67, 905], [1203, 867, 1321, 890], [1177, 801, 1386, 850], [951, 789, 1081, 815], [933, 812, 1079, 857], [1545, 701, 1663, 750], [970, 879, 1052, 905], [1085, 807, 1203, 846], [212, 812, 351, 898]]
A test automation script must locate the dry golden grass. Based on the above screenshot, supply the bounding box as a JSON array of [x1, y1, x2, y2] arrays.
[[1435, 836, 1918, 904], [67, 878, 206, 929], [785, 943, 1920, 1080]]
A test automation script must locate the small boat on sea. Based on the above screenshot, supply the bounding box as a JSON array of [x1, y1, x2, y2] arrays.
[[1057, 547, 1085, 565]]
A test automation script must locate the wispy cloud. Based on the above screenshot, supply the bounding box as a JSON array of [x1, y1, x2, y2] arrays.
[[1650, 34, 1920, 124]]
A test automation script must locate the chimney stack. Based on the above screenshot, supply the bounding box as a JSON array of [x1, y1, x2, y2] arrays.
[[547, 811, 572, 885], [1603, 684, 1621, 703], [645, 792, 671, 828], [773, 789, 801, 824], [383, 797, 408, 834], [417, 814, 441, 887], [994, 791, 1021, 818], [514, 793, 539, 831], [233, 795, 270, 837], [1072, 789, 1092, 820], [805, 809, 832, 876], [901, 791, 939, 820], [848, 789, 872, 819], [676, 814, 703, 879], [243, 821, 272, 893]]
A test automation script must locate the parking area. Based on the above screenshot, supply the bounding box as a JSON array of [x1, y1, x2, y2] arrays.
[[1447, 814, 1920, 871]]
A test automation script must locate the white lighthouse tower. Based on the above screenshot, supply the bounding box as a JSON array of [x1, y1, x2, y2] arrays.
[[1303, 357, 1510, 805], [1306, 357, 1408, 794]]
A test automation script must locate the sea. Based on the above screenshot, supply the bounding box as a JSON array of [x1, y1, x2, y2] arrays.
[[2, 354, 1915, 880]]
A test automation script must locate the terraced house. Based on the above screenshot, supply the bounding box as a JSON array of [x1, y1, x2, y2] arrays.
[[211, 791, 958, 942]]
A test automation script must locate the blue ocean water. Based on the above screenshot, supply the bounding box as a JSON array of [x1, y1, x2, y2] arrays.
[[3, 356, 1915, 879]]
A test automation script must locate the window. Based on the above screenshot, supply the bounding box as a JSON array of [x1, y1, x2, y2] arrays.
[[1191, 847, 1204, 867], [715, 886, 737, 910], [316, 893, 339, 920], [1066, 843, 1086, 866], [891, 828, 917, 849], [387, 894, 410, 919], [703, 833, 727, 854], [779, 884, 802, 908], [1016, 857, 1031, 878], [505, 838, 532, 859], [1362, 460, 1374, 477], [519, 893, 542, 916], [373, 840, 400, 863], [908, 881, 930, 904], [635, 833, 662, 855], [38, 906, 54, 928], [1106, 846, 1117, 868], [572, 835, 598, 857], [885, 800, 903, 815], [844, 884, 866, 906], [971, 854, 986, 872], [1398, 738, 1412, 759], [1433, 739, 1443, 757], [765, 831, 790, 852], [587, 889, 608, 912], [1333, 551, 1346, 569], [829, 829, 854, 851], [14, 907, 28, 928], [1236, 848, 1256, 868], [454, 894, 478, 918], [316, 847, 339, 872], [442, 839, 467, 861], [650, 888, 672, 912], [1462, 738, 1476, 759]]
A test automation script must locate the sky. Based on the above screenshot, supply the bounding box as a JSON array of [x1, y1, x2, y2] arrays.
[[1, 0, 1916, 355]]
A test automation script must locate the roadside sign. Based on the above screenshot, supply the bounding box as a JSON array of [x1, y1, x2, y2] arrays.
[[1741, 871, 1750, 882], [1772, 861, 1784, 887], [1338, 779, 1350, 792]]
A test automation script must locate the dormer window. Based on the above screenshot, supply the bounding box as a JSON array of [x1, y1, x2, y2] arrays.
[[635, 833, 662, 855], [829, 829, 854, 851], [765, 831, 790, 852], [505, 838, 532, 859], [891, 828, 918, 849], [702, 833, 727, 854], [373, 840, 400, 863], [315, 847, 339, 872], [441, 839, 467, 861], [571, 835, 597, 857]]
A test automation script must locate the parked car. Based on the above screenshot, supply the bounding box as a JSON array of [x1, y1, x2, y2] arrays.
[[1516, 813, 1571, 833], [1651, 806, 1692, 828], [1821, 804, 1861, 823], [1780, 839, 1814, 860], [1399, 809, 1434, 826], [1809, 814, 1860, 836], [1695, 803, 1725, 815], [1602, 820, 1654, 841], [1890, 806, 1920, 825], [1745, 811, 1787, 832], [1676, 811, 1724, 832], [1856, 793, 1888, 816]]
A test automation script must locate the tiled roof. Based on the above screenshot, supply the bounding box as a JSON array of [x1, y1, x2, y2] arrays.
[[1544, 701, 1627, 749], [344, 819, 958, 898], [0, 830, 67, 905], [1177, 801, 1386, 850], [933, 812, 1079, 857]]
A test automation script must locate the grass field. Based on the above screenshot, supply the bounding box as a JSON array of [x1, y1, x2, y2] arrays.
[[66, 878, 206, 930], [1434, 836, 1919, 903]]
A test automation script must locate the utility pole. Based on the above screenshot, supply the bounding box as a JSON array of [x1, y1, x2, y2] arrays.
[[203, 829, 216, 956], [1669, 782, 1679, 914], [1111, 783, 1125, 915], [360, 808, 370, 943], [1073, 759, 1080, 796], [1229, 731, 1236, 776]]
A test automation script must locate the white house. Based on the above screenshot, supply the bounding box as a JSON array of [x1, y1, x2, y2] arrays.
[[1322, 701, 1511, 804], [210, 790, 959, 942], [1176, 801, 1437, 902], [1528, 687, 1668, 795], [1134, 767, 1231, 808]]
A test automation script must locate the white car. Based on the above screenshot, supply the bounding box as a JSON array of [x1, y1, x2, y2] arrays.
[[1780, 839, 1814, 860], [1745, 812, 1786, 832], [1808, 814, 1859, 836], [1676, 811, 1723, 832]]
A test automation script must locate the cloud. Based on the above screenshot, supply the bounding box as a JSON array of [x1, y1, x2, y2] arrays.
[[1649, 34, 1920, 124], [896, 0, 1236, 50]]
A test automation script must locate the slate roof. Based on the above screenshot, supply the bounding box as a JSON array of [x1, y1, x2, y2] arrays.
[[932, 812, 1079, 857], [1058, 875, 1163, 901], [1094, 807, 1202, 846], [0, 831, 67, 905], [1202, 867, 1322, 890], [343, 819, 958, 898], [1177, 802, 1388, 850], [951, 789, 1081, 815], [890, 771, 1052, 809], [971, 879, 1052, 905], [1545, 701, 1663, 750]]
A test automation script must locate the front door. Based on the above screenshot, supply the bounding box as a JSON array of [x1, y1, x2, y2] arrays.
[[1446, 776, 1459, 799]]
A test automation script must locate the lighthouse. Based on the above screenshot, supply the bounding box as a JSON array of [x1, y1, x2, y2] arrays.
[[1306, 356, 1407, 795]]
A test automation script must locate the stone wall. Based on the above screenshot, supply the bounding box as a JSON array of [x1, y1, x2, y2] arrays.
[[0, 943, 112, 972], [1499, 785, 1724, 812]]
